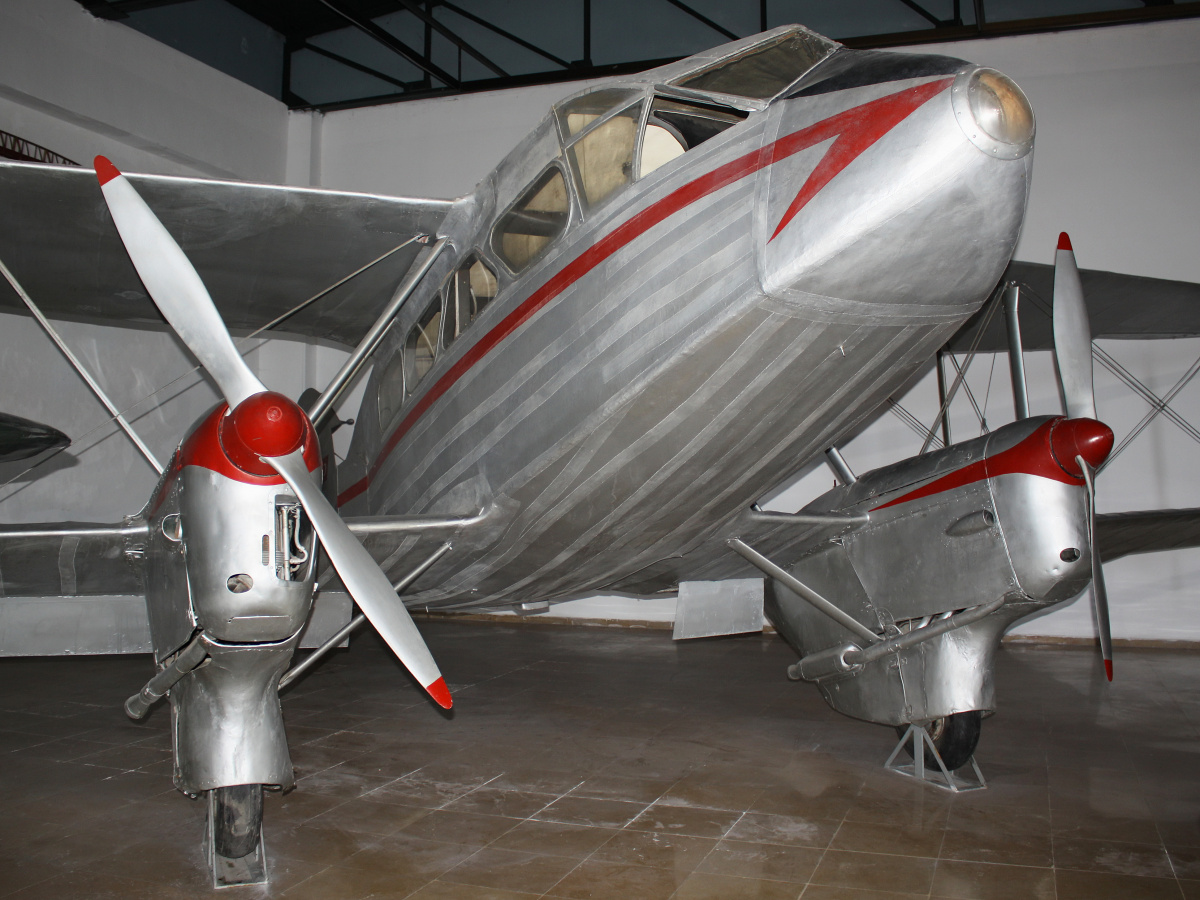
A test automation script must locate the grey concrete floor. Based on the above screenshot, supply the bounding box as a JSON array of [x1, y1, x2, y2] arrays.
[[0, 619, 1197, 899]]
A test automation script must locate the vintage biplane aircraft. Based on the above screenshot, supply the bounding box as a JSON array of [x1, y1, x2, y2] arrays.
[[1, 23, 1198, 883]]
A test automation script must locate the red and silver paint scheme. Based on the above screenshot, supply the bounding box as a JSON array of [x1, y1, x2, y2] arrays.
[[765, 415, 1113, 728], [141, 397, 321, 795]]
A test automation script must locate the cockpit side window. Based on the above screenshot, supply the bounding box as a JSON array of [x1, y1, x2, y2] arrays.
[[639, 97, 747, 179], [556, 89, 642, 140], [568, 102, 643, 210], [673, 30, 836, 99], [493, 166, 570, 272], [442, 255, 498, 349], [404, 298, 442, 396]]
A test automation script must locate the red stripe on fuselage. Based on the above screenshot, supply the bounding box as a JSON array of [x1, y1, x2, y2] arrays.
[[874, 418, 1083, 512], [337, 77, 954, 508]]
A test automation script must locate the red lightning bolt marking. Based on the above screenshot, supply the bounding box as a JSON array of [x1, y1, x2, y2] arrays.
[[768, 76, 954, 241]]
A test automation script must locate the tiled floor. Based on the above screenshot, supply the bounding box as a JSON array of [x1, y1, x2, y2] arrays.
[[1, 619, 1198, 899]]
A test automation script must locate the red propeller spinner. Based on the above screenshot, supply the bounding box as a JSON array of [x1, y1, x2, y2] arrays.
[[220, 392, 310, 476], [1049, 417, 1114, 478]]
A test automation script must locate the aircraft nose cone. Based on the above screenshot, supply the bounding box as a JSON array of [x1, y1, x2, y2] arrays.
[[221, 391, 308, 474], [1050, 417, 1114, 477]]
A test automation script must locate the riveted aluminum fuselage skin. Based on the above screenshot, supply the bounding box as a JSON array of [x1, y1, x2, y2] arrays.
[[339, 37, 1034, 612]]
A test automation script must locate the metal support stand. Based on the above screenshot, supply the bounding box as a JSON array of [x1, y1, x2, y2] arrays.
[[205, 792, 267, 888], [884, 724, 986, 793]]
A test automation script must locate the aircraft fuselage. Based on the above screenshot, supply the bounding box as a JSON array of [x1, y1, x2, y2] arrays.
[[336, 33, 1034, 610]]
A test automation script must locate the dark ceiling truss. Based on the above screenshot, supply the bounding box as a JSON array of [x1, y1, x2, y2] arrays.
[[77, 0, 1200, 111]]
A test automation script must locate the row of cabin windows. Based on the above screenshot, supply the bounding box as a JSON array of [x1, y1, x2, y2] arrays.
[[376, 87, 759, 427], [493, 94, 747, 273], [376, 255, 498, 429]]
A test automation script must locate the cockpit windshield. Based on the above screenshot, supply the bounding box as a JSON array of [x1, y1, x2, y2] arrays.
[[673, 29, 836, 99]]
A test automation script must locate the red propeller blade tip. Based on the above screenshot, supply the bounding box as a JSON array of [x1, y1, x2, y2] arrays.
[[426, 676, 453, 709], [1104, 659, 1113, 682], [94, 156, 121, 187], [1057, 232, 1073, 252]]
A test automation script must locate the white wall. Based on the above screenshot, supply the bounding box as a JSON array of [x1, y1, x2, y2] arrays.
[[1, 5, 1197, 641]]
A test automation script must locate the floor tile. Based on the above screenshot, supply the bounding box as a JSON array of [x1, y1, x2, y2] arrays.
[[534, 796, 646, 829], [696, 839, 822, 883], [440, 847, 581, 894], [929, 859, 1055, 899], [728, 812, 842, 849], [1053, 835, 1175, 877], [809, 849, 937, 895], [397, 810, 521, 847], [627, 802, 744, 839], [673, 871, 803, 899], [1055, 868, 1185, 899], [544, 858, 684, 899], [491, 820, 622, 858], [591, 829, 717, 871]]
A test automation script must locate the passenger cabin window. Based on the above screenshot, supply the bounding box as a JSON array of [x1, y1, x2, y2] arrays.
[[673, 30, 835, 99], [569, 103, 642, 209], [493, 167, 569, 272], [376, 349, 405, 428], [404, 299, 442, 395], [442, 256, 498, 349], [639, 97, 747, 178]]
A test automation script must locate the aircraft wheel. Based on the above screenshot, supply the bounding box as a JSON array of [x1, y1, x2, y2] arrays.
[[895, 711, 981, 771], [212, 784, 263, 859]]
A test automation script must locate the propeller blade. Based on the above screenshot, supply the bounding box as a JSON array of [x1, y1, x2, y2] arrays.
[[1078, 456, 1114, 681], [1053, 232, 1097, 420], [94, 157, 265, 408], [265, 449, 452, 709]]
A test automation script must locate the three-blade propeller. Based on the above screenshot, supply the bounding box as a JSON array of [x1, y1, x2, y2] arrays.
[[1052, 232, 1113, 681], [95, 156, 451, 709]]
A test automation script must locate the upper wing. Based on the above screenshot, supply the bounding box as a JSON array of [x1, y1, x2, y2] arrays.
[[0, 162, 453, 347], [948, 259, 1200, 352], [1097, 508, 1200, 563]]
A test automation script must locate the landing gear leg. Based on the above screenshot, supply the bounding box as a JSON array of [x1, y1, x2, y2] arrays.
[[207, 784, 267, 887]]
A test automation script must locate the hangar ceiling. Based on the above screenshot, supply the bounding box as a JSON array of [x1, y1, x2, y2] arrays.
[[77, 0, 1200, 110]]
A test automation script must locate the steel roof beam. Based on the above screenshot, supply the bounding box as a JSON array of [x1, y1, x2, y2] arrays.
[[437, 1, 572, 69], [396, 0, 507, 77], [663, 0, 739, 41], [299, 40, 421, 91], [895, 0, 951, 27], [314, 0, 461, 88]]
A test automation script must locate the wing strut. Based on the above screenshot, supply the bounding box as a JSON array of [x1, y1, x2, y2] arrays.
[[308, 236, 449, 431], [0, 255, 163, 474]]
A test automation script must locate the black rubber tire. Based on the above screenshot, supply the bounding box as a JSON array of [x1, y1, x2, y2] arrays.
[[213, 784, 263, 860], [895, 711, 982, 772]]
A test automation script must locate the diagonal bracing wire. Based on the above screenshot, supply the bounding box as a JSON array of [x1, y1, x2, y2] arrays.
[[947, 354, 990, 434], [888, 397, 944, 450], [919, 286, 1004, 454], [1101, 349, 1200, 470], [1015, 283, 1200, 454]]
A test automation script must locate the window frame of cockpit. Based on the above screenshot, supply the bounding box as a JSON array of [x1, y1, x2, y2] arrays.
[[561, 96, 648, 216], [489, 160, 577, 277]]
